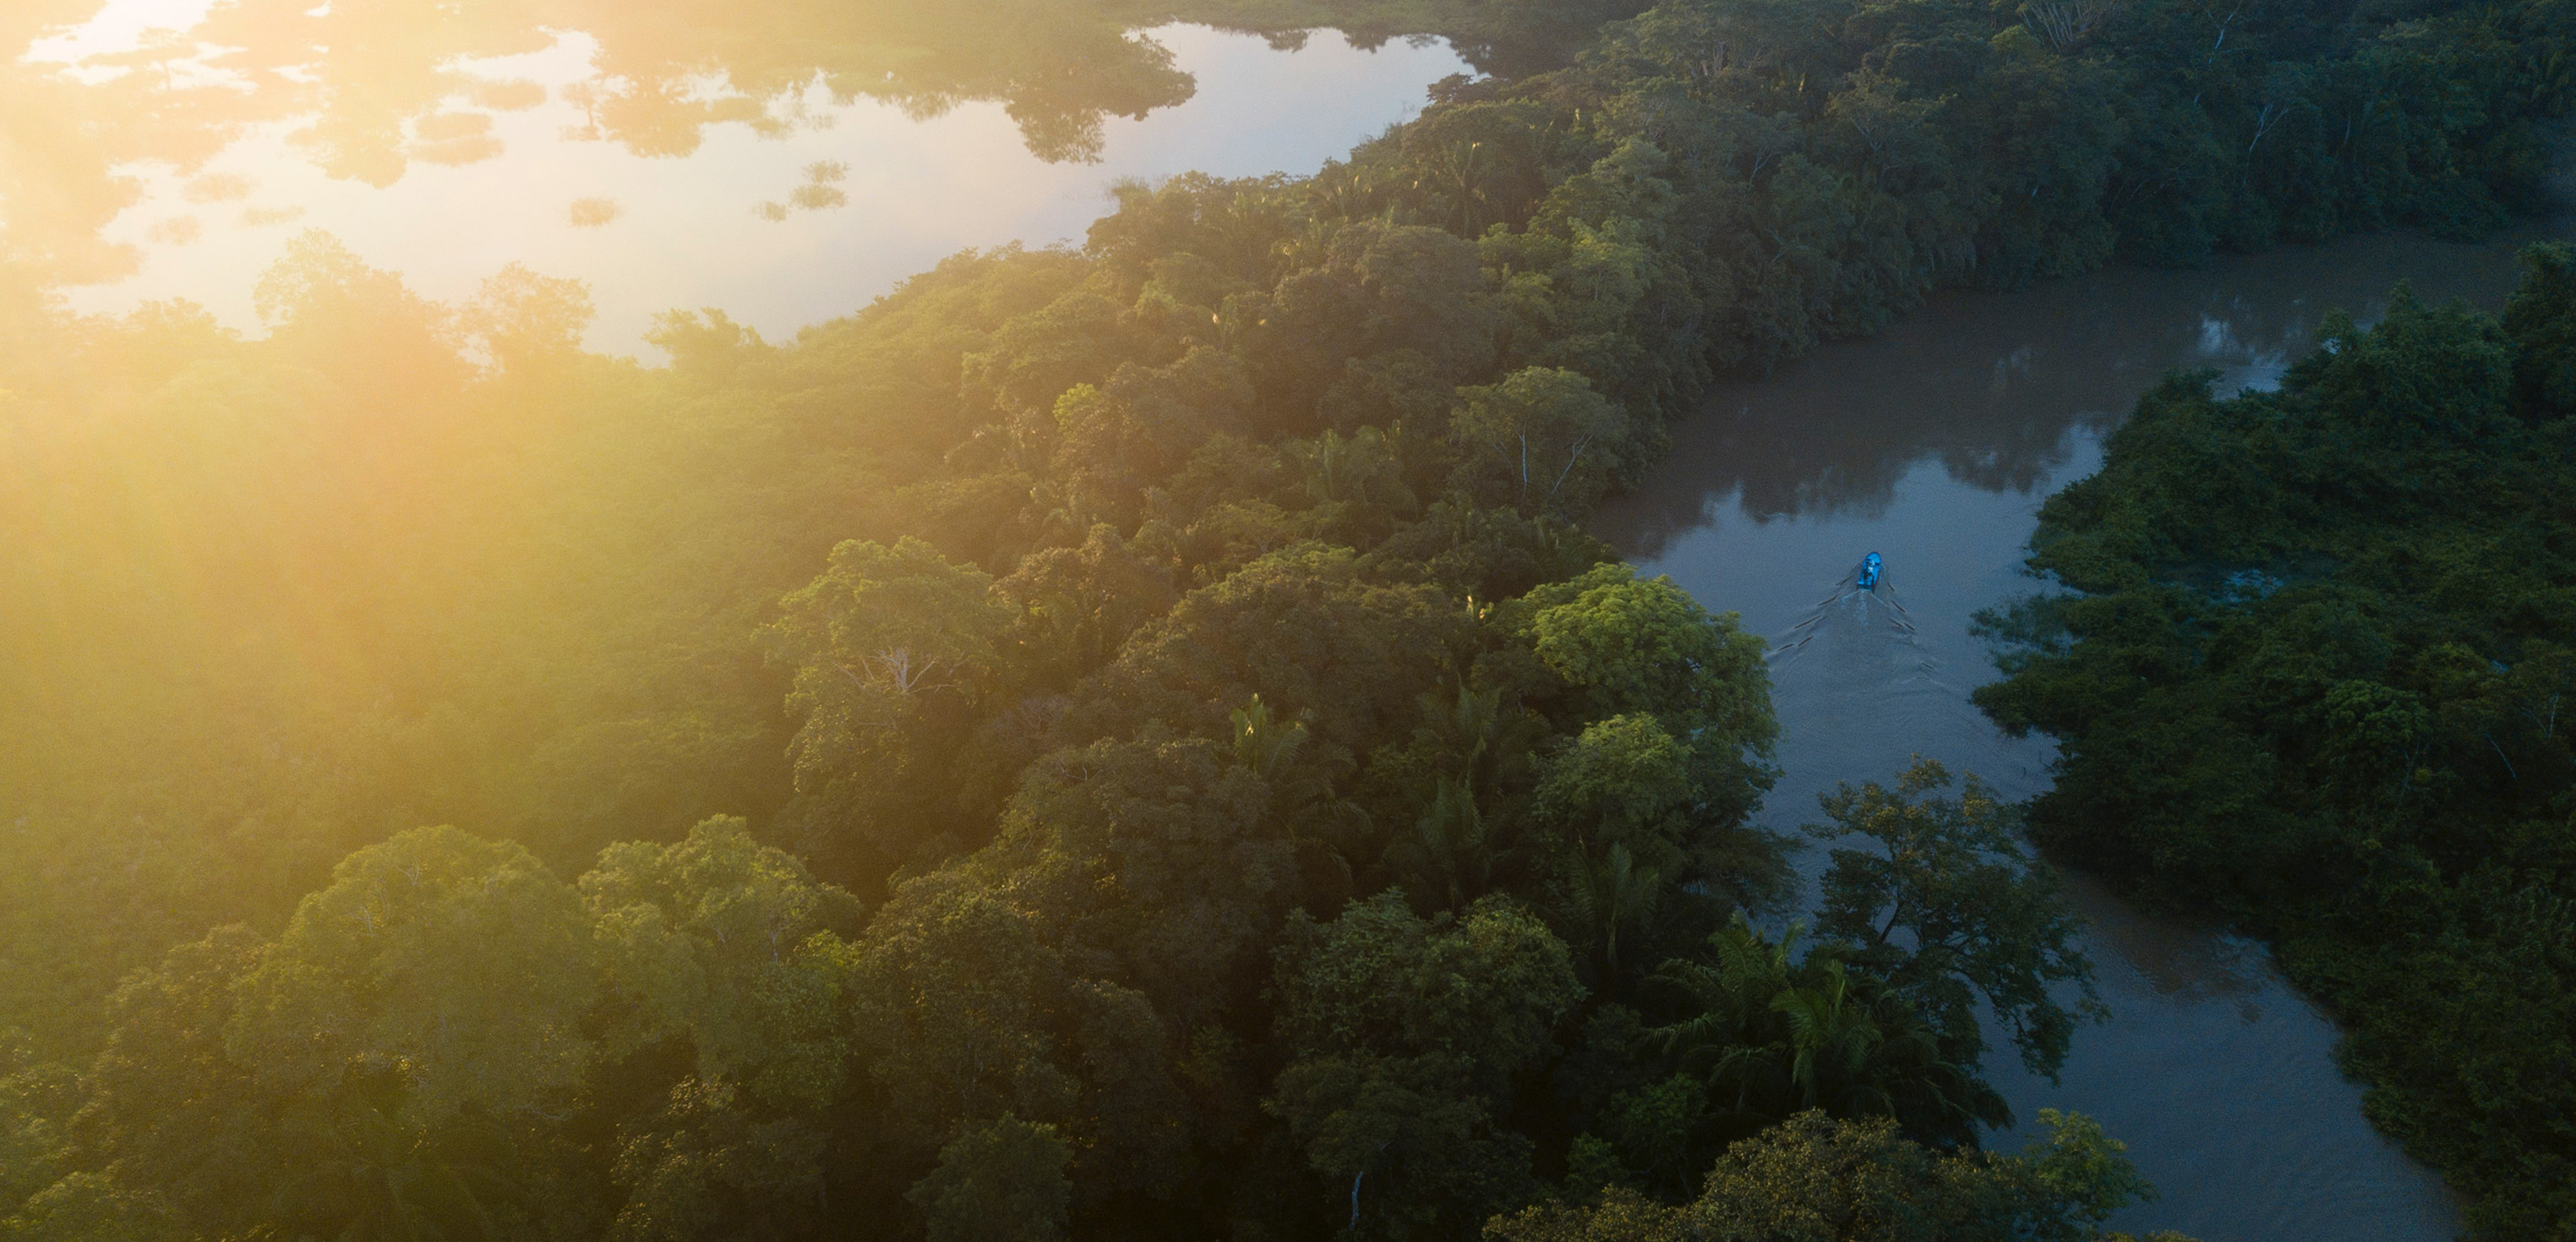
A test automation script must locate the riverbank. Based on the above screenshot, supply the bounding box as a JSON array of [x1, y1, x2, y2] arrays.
[[1596, 222, 2569, 1238], [6, 0, 2570, 1234]]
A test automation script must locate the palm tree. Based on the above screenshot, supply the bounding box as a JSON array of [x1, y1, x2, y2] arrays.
[[1769, 958, 1883, 1111], [1231, 693, 1308, 780], [1566, 841, 1665, 977], [1378, 680, 1547, 908], [1424, 138, 1493, 236], [1649, 915, 2004, 1149], [1232, 694, 1370, 861], [1847, 993, 2007, 1149], [1651, 915, 1803, 1125], [1392, 774, 1487, 912]]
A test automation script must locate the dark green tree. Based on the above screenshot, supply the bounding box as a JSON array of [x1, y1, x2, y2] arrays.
[[1807, 762, 2104, 1090], [905, 1115, 1073, 1242], [1269, 892, 1584, 1237]]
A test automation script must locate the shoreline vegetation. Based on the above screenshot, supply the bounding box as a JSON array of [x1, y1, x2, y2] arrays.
[[1976, 247, 2576, 1239], [2, 0, 2568, 1237]]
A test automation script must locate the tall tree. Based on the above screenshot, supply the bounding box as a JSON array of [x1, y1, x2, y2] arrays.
[[1807, 762, 2104, 1090], [1268, 892, 1584, 1238]]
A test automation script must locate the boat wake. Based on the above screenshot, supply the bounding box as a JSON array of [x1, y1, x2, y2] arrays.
[[1766, 556, 1932, 675]]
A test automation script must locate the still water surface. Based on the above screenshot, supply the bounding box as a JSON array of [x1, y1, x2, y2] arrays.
[[22, 4, 1463, 349], [1594, 229, 2572, 1239], [21, 3, 2546, 1232]]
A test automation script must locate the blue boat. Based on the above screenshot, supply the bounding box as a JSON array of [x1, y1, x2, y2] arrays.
[[1857, 552, 1883, 591]]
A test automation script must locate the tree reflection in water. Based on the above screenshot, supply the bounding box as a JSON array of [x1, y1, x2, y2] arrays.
[[1593, 227, 2560, 563], [0, 0, 1634, 289]]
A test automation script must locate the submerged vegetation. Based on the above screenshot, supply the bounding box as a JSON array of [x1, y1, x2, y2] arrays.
[[1977, 246, 2576, 1239], [2, 0, 2571, 1234]]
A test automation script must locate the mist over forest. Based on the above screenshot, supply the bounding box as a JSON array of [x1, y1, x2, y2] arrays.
[[3, 0, 2572, 1238]]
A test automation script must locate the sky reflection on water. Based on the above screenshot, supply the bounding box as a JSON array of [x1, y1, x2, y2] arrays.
[[15, 3, 1464, 350]]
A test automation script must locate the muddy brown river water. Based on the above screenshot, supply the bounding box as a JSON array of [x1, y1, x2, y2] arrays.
[[1593, 227, 2573, 1240], [22, 6, 2551, 1228]]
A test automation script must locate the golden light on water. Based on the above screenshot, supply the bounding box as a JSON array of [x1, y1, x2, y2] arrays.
[[7, 1, 1459, 351], [24, 0, 216, 64], [3, 0, 2565, 1234]]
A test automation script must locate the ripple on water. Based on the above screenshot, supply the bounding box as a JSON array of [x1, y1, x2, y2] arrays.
[[1591, 224, 2575, 1240]]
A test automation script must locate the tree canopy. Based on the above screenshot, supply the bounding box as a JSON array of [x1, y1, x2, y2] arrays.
[[7, 0, 2568, 1232], [1975, 248, 2576, 1237]]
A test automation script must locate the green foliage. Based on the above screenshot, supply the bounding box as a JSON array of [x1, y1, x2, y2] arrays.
[[849, 873, 1081, 1152], [0, 1031, 75, 1229], [985, 732, 1294, 1025], [1067, 543, 1474, 776], [1449, 368, 1629, 517], [228, 826, 601, 1124], [1488, 1109, 2186, 1242], [2502, 241, 2576, 419], [1536, 761, 2103, 1180], [1536, 715, 1693, 844], [1648, 917, 1997, 1161], [582, 818, 866, 1239], [254, 230, 470, 402], [1975, 256, 2576, 1235], [466, 263, 597, 375], [1275, 893, 1585, 1076], [605, 1076, 831, 1242], [0, 1174, 183, 1242], [585, 817, 866, 1101], [1521, 565, 1778, 840], [2017, 1109, 2158, 1231], [79, 927, 280, 1235], [768, 537, 1020, 874], [1269, 892, 1585, 1237], [1524, 566, 1772, 752], [1808, 763, 2104, 1086], [9, 0, 2566, 1230], [905, 1115, 1072, 1242]]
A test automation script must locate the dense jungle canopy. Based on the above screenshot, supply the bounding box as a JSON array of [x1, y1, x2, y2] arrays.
[[1977, 246, 2576, 1239], [1, 0, 2570, 1235]]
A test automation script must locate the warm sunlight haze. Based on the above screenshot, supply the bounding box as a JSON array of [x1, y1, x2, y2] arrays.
[[24, 3, 1463, 349], [3, 1, 2571, 1239]]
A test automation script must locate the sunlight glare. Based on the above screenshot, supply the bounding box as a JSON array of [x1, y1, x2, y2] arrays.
[[25, 0, 217, 63]]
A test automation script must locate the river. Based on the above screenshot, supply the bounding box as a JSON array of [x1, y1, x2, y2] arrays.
[[14, 2, 2542, 1234], [1592, 227, 2572, 1240]]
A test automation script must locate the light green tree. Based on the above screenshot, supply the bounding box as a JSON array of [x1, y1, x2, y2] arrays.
[[226, 826, 602, 1124], [1449, 367, 1628, 517], [1520, 565, 1779, 860], [584, 815, 865, 1102], [582, 816, 867, 1240], [767, 536, 1019, 866]]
